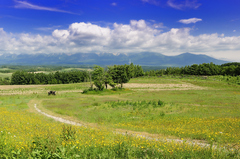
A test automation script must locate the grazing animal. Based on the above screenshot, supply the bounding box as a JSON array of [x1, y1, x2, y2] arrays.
[[48, 91, 56, 95]]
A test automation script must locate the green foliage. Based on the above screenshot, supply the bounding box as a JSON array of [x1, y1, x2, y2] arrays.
[[0, 77, 10, 85], [82, 87, 131, 95], [144, 62, 240, 77], [159, 111, 165, 117], [10, 70, 88, 85], [90, 64, 144, 90], [221, 62, 240, 67], [108, 64, 135, 88], [158, 99, 165, 107], [105, 100, 165, 109], [92, 66, 105, 90]]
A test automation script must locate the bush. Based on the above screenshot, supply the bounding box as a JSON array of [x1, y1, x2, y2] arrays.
[[82, 89, 89, 94], [158, 100, 165, 107]]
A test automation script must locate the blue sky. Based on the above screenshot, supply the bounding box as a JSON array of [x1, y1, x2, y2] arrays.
[[0, 0, 240, 61]]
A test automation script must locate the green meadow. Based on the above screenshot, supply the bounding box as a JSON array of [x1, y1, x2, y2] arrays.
[[0, 75, 239, 158]]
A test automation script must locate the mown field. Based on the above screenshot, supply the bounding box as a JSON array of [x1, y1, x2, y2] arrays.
[[0, 76, 239, 158]]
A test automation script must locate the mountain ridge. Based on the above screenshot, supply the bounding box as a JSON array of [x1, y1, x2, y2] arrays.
[[0, 52, 229, 66]]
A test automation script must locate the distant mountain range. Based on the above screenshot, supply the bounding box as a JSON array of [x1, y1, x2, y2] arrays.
[[0, 52, 229, 66]]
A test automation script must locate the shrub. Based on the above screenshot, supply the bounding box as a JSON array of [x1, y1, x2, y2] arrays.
[[158, 100, 165, 107]]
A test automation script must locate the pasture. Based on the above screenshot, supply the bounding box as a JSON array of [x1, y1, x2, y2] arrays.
[[0, 76, 239, 158]]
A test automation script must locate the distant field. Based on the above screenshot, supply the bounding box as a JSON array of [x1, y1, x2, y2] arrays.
[[0, 72, 12, 78], [0, 76, 239, 158], [60, 67, 92, 72], [0, 68, 12, 71]]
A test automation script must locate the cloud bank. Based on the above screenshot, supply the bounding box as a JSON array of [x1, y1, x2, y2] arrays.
[[0, 20, 240, 61]]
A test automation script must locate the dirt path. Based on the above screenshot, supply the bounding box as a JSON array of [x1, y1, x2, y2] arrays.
[[33, 103, 232, 151], [34, 104, 86, 127]]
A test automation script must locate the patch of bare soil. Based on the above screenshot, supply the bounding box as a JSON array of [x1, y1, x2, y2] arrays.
[[123, 83, 205, 90]]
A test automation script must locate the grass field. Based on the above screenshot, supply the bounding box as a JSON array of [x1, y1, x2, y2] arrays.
[[0, 72, 12, 79], [0, 76, 239, 158]]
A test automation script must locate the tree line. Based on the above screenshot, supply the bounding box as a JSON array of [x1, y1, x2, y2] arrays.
[[10, 71, 89, 85], [10, 63, 144, 86], [8, 62, 240, 86], [144, 62, 240, 76]]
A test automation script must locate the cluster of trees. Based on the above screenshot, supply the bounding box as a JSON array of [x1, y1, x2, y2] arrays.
[[91, 64, 144, 90], [10, 71, 88, 85], [145, 62, 240, 76], [10, 63, 144, 86]]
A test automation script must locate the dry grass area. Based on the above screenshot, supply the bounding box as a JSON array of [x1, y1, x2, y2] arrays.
[[123, 83, 206, 90], [0, 85, 53, 95], [0, 83, 205, 95], [0, 85, 49, 90]]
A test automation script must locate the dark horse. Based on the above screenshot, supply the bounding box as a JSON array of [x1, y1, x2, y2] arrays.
[[48, 91, 56, 95]]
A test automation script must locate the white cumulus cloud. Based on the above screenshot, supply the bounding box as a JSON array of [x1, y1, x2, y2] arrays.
[[178, 18, 202, 24]]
